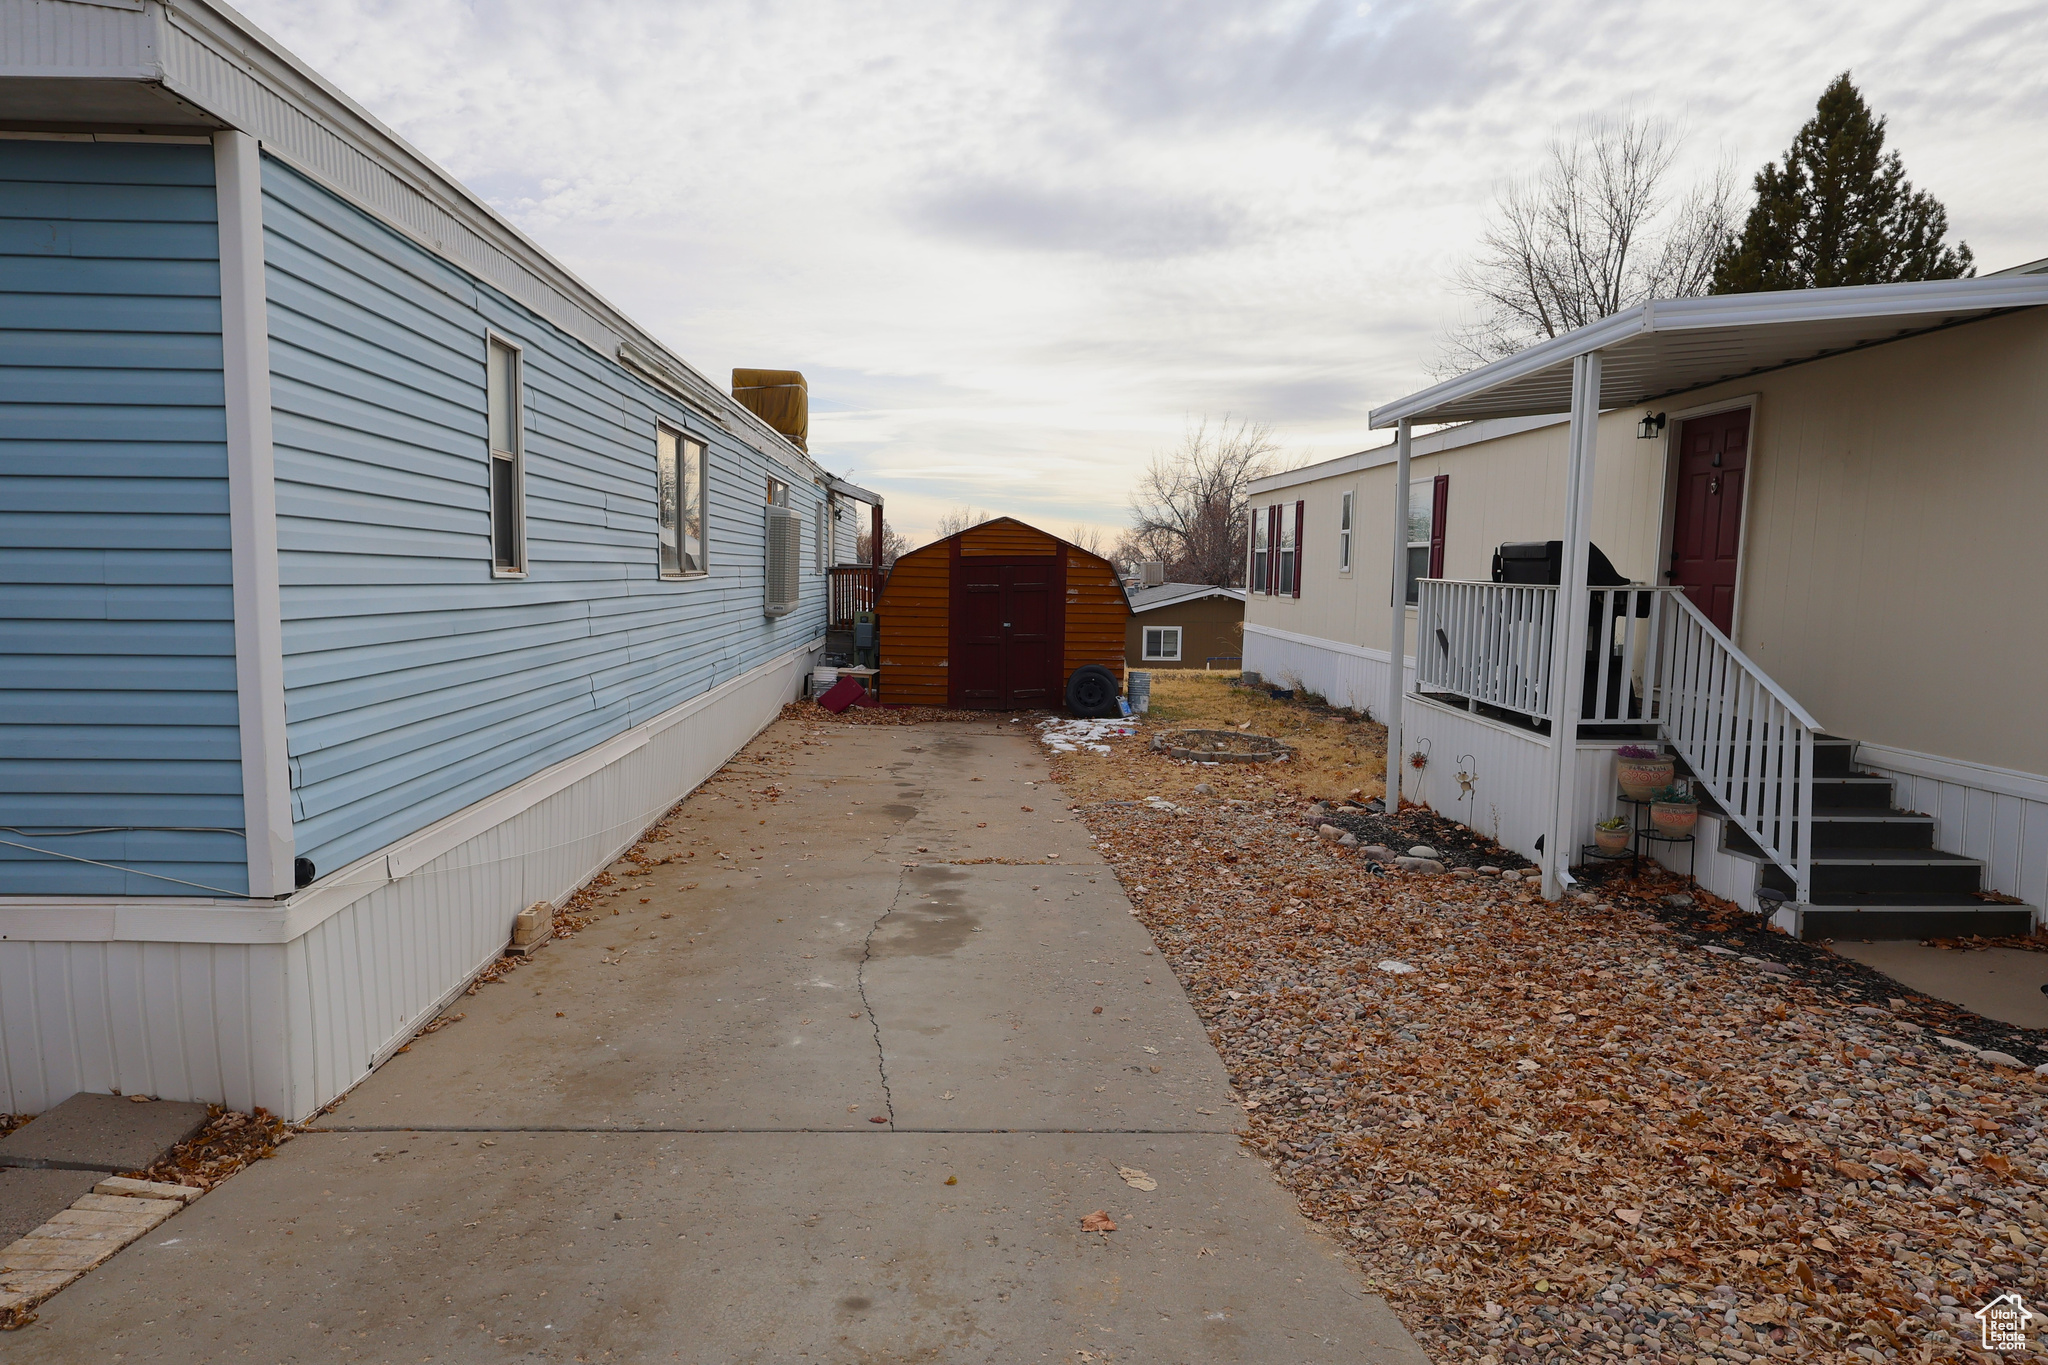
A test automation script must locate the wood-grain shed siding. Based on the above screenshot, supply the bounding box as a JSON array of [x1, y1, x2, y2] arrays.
[[875, 518, 1129, 707]]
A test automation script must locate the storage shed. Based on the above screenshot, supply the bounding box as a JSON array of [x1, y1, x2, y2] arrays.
[[877, 519, 1130, 708]]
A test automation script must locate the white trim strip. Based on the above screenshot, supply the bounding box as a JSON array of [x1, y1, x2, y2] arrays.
[[0, 639, 821, 943], [1855, 742, 2048, 805], [214, 130, 294, 898], [1249, 414, 1569, 496], [1245, 621, 1409, 667]]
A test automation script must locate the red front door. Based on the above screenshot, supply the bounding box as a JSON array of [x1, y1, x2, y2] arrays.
[[951, 558, 1061, 707], [1669, 408, 1750, 636]]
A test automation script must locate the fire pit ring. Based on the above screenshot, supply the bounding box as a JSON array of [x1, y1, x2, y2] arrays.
[[1150, 729, 1290, 763]]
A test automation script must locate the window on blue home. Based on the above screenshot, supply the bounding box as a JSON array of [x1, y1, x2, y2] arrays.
[[486, 336, 525, 575], [1142, 626, 1182, 661], [657, 425, 707, 577]]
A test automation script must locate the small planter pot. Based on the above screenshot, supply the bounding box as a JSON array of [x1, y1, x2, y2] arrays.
[[1594, 825, 1631, 856], [1617, 754, 1674, 801], [1650, 801, 1698, 838]]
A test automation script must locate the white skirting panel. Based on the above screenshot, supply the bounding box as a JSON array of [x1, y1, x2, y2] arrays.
[[1858, 743, 2048, 928], [1243, 623, 1413, 720], [0, 641, 817, 1120], [1394, 696, 1759, 910]]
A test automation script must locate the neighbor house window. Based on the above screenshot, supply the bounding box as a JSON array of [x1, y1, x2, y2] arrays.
[[656, 425, 707, 577], [487, 336, 525, 574], [1404, 473, 1448, 604], [1142, 626, 1182, 662], [1338, 491, 1353, 573], [1250, 507, 1269, 593]]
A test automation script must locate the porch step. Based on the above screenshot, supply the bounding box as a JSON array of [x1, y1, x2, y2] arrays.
[[1677, 742, 2037, 941], [1800, 906, 2036, 941]]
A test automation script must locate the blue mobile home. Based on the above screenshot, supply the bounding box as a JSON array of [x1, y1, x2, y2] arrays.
[[0, 0, 871, 1118]]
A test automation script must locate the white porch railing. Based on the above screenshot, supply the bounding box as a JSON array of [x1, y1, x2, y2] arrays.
[[1414, 578, 1817, 899], [1657, 591, 1818, 901], [1415, 580, 1681, 725]]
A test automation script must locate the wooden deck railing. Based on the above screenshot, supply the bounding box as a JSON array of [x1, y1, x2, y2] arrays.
[[829, 564, 883, 625]]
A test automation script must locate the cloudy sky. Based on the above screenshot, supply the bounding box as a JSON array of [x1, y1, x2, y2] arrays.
[[239, 0, 2048, 546]]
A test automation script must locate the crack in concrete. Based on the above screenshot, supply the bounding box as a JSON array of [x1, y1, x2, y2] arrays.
[[855, 873, 903, 1129]]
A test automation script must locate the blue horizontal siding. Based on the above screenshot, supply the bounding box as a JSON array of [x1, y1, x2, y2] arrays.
[[0, 140, 245, 898], [264, 155, 830, 877]]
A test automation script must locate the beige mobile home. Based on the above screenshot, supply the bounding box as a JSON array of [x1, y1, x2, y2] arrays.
[[1246, 271, 2048, 939]]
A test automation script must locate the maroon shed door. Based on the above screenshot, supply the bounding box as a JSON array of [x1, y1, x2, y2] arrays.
[[949, 555, 1064, 708], [1669, 409, 1750, 636], [954, 565, 1006, 705]]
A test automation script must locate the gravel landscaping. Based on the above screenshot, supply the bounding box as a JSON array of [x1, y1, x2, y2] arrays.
[[1051, 704, 2048, 1365]]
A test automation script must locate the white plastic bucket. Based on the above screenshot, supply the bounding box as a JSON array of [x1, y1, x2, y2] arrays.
[[810, 667, 840, 697], [1127, 670, 1152, 714]]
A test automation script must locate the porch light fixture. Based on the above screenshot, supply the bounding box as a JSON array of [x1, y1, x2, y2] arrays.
[[1637, 411, 1667, 439]]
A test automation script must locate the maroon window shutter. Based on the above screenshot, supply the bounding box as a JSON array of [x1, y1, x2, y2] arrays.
[[1292, 500, 1304, 597], [1247, 506, 1258, 591], [1428, 475, 1449, 578], [1266, 504, 1280, 594]]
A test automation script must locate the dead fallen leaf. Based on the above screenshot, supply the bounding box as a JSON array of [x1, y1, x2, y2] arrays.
[[1117, 1166, 1157, 1192], [1612, 1208, 1642, 1227], [1080, 1210, 1117, 1232]]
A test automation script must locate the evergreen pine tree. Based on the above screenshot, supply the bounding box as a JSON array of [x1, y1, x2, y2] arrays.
[[1711, 73, 1973, 293]]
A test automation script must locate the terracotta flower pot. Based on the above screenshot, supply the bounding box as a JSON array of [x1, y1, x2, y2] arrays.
[[1594, 825, 1631, 855], [1617, 754, 1674, 801], [1651, 801, 1698, 838]]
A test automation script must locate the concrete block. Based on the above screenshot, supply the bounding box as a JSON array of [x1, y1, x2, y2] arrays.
[[0, 1237, 119, 1272], [0, 1167, 101, 1246], [51, 1202, 174, 1230], [0, 1092, 210, 1173], [0, 1268, 76, 1295], [93, 1176, 201, 1202]]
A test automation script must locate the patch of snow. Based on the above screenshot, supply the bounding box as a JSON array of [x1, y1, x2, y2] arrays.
[[1377, 960, 1417, 975], [1038, 717, 1137, 752]]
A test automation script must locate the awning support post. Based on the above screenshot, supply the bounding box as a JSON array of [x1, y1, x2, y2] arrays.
[[1385, 418, 1412, 812], [1543, 351, 1601, 899]]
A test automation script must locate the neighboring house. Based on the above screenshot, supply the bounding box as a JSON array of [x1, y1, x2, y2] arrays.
[[1246, 271, 2048, 940], [0, 0, 877, 1119], [876, 518, 1128, 708], [1125, 582, 1245, 671]]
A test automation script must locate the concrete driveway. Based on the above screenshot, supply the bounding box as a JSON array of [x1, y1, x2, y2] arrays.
[[2, 718, 1425, 1363]]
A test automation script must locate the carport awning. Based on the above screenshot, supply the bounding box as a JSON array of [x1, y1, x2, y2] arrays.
[[1368, 274, 2048, 428]]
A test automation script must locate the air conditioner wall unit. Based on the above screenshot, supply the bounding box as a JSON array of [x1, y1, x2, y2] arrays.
[[765, 505, 802, 616]]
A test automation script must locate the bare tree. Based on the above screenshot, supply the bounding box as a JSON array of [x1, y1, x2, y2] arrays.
[[1066, 524, 1107, 557], [934, 506, 996, 539], [1121, 416, 1279, 588], [1442, 115, 1736, 371], [855, 519, 906, 568]]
